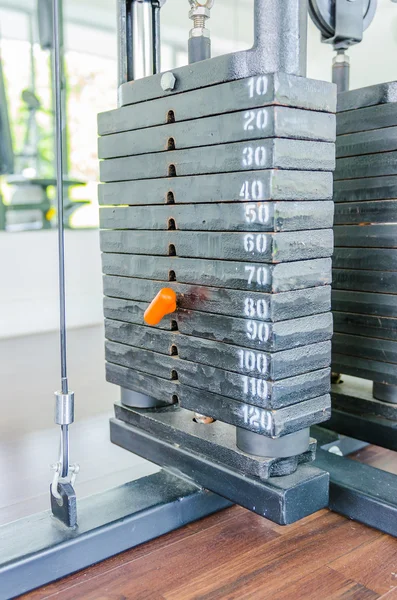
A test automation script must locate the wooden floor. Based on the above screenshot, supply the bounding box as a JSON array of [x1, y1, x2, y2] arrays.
[[20, 445, 397, 600]]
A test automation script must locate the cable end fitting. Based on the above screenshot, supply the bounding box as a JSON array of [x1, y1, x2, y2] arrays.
[[54, 391, 75, 425], [188, 0, 214, 39]]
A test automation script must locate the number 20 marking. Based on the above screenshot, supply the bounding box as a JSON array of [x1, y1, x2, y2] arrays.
[[243, 109, 268, 131]]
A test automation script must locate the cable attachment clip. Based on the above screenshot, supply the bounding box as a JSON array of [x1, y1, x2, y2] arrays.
[[51, 391, 79, 501], [51, 461, 80, 501]]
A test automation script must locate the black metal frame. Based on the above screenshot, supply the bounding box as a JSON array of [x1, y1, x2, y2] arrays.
[[314, 447, 397, 538], [311, 380, 397, 537], [0, 471, 231, 600]]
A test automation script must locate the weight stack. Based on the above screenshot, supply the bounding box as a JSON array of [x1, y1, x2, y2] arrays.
[[333, 81, 397, 410], [98, 71, 336, 521]]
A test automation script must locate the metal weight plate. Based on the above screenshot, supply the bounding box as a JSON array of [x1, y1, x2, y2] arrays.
[[334, 200, 397, 224], [104, 298, 332, 380], [107, 72, 336, 120], [332, 269, 397, 294], [332, 353, 397, 386], [101, 254, 332, 294], [113, 404, 316, 481], [103, 275, 331, 322], [106, 363, 176, 404], [105, 341, 330, 409], [334, 175, 397, 203], [100, 229, 334, 263], [105, 319, 175, 354], [99, 201, 334, 233], [337, 81, 397, 112], [100, 139, 335, 183], [333, 333, 397, 365], [105, 337, 330, 401], [104, 297, 172, 330], [98, 106, 335, 160], [106, 362, 331, 438], [336, 103, 397, 139], [334, 224, 397, 248], [105, 309, 333, 354], [336, 126, 397, 158], [175, 337, 331, 382], [332, 289, 397, 317], [335, 151, 397, 180], [333, 248, 397, 271], [337, 103, 397, 135], [98, 170, 333, 206], [331, 385, 397, 420], [333, 311, 397, 341], [178, 385, 332, 438]]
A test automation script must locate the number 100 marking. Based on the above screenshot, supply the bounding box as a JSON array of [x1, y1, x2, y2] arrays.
[[238, 349, 268, 375]]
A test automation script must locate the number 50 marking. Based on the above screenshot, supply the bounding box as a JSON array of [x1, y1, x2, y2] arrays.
[[244, 203, 270, 224]]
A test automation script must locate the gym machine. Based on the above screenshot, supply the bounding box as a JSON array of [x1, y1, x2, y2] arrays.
[[1, 0, 397, 597], [102, 0, 335, 521]]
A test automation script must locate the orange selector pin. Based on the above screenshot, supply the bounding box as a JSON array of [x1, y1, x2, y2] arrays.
[[144, 288, 177, 326]]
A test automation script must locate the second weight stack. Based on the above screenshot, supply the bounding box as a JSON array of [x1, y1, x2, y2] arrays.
[[333, 81, 397, 409]]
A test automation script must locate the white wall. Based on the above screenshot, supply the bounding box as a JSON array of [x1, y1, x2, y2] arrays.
[[0, 229, 103, 338]]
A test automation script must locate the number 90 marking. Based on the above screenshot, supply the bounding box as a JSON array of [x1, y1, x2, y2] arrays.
[[246, 320, 269, 342]]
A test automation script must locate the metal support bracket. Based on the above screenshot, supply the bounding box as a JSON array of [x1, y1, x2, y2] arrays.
[[118, 0, 308, 107]]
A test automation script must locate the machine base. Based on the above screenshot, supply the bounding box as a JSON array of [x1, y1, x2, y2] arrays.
[[0, 471, 231, 600], [110, 412, 330, 524], [314, 447, 397, 538], [324, 377, 397, 451]]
